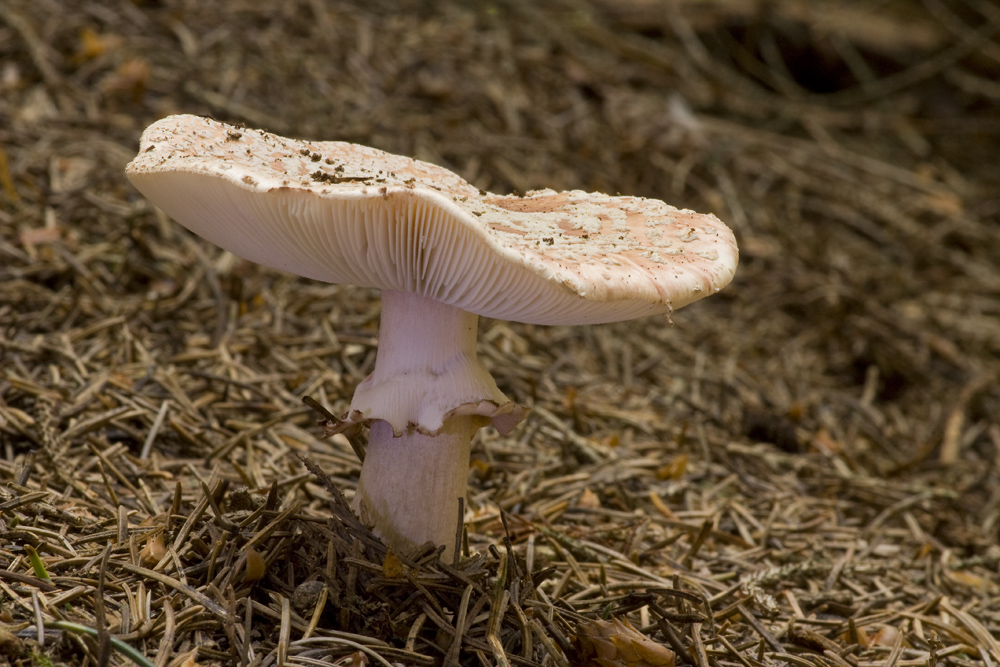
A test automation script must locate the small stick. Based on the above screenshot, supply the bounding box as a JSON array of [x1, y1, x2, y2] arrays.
[[32, 589, 44, 648], [140, 400, 171, 459], [154, 598, 176, 667], [302, 585, 328, 641], [737, 604, 784, 652], [242, 596, 254, 667], [682, 519, 713, 569], [453, 497, 464, 565], [95, 544, 112, 666], [405, 613, 427, 654], [652, 612, 695, 666], [443, 584, 474, 667], [487, 589, 511, 667], [278, 595, 291, 667], [690, 622, 710, 667], [303, 395, 366, 462]]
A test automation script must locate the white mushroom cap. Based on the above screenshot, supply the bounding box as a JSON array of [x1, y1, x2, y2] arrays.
[[126, 114, 737, 326]]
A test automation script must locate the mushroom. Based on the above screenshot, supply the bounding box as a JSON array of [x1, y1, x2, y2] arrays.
[[126, 114, 738, 561]]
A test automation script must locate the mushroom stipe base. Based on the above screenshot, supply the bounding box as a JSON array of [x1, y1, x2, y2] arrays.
[[354, 416, 485, 561], [345, 291, 526, 563]]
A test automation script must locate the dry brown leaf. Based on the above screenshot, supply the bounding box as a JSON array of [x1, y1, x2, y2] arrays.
[[867, 625, 910, 648], [577, 487, 602, 509], [655, 454, 687, 481], [75, 27, 119, 63], [575, 618, 675, 667], [383, 549, 405, 578], [139, 533, 167, 566], [244, 547, 266, 582]]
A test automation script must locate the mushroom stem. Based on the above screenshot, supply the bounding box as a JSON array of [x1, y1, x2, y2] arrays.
[[356, 416, 483, 560], [349, 290, 509, 433], [351, 290, 505, 561]]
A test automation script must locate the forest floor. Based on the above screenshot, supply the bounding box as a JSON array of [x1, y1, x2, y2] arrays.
[[1, 1, 1000, 666]]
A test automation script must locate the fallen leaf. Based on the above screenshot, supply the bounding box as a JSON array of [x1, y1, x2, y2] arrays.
[[575, 618, 675, 667]]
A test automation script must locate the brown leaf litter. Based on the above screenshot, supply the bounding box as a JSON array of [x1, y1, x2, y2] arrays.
[[1, 0, 999, 665]]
